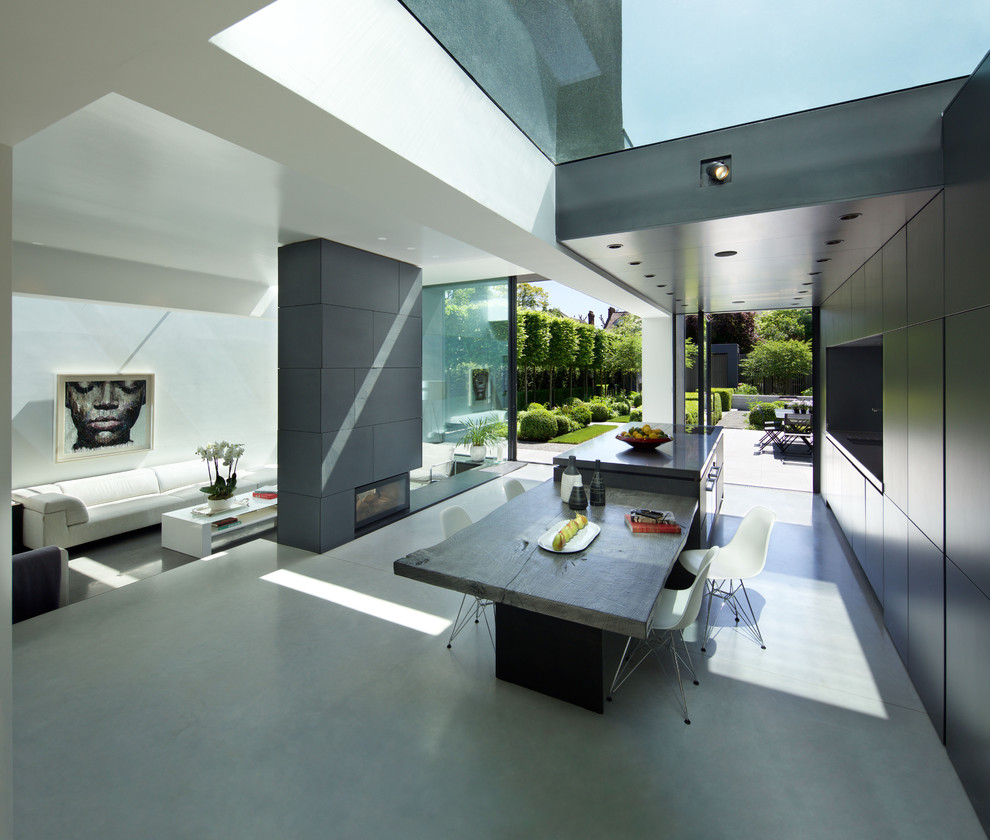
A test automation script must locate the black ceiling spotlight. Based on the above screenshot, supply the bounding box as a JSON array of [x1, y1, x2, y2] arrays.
[[802, 281, 814, 285], [809, 271, 822, 276], [656, 284, 667, 288], [607, 243, 623, 249], [644, 273, 655, 278], [826, 239, 844, 245], [701, 155, 732, 186], [629, 261, 641, 265], [815, 258, 830, 263], [714, 250, 738, 258], [839, 212, 862, 221]]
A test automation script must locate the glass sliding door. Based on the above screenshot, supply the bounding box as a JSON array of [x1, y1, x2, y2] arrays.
[[422, 278, 510, 461]]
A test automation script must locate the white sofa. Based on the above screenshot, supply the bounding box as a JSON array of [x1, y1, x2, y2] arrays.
[[12, 461, 278, 550]]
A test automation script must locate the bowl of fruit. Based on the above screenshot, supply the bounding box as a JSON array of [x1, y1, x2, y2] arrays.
[[616, 424, 672, 450]]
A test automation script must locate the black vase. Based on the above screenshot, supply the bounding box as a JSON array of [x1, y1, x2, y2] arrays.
[[568, 482, 588, 510], [589, 459, 606, 507]]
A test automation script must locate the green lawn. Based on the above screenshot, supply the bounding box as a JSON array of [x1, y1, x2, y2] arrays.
[[550, 423, 619, 444], [612, 414, 630, 423]]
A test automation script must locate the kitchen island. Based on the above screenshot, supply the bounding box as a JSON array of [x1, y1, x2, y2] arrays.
[[395, 480, 698, 712], [552, 423, 724, 548]]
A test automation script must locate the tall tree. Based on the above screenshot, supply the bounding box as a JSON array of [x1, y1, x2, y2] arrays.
[[546, 317, 577, 407], [518, 310, 549, 405], [740, 339, 813, 393], [517, 282, 550, 311], [574, 322, 595, 400], [755, 308, 812, 342]]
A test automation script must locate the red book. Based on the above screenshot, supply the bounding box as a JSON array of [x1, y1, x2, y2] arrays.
[[624, 514, 681, 534], [253, 491, 278, 499]]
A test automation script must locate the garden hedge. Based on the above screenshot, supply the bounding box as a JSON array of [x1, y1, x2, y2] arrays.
[[747, 401, 786, 430], [518, 409, 558, 442]]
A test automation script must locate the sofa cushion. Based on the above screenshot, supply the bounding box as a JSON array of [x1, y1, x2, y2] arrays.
[[12, 484, 62, 502], [56, 469, 160, 508], [153, 460, 208, 493]]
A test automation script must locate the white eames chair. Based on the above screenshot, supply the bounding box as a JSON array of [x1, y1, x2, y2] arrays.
[[440, 506, 494, 650], [680, 506, 776, 652], [607, 546, 719, 724], [502, 478, 526, 501]]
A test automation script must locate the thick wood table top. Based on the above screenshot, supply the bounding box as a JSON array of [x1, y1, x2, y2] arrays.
[[394, 480, 698, 639]]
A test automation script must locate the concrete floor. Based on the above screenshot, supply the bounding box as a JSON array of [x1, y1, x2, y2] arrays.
[[12, 472, 986, 840]]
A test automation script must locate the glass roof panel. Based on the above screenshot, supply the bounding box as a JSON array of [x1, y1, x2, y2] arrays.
[[399, 0, 990, 163]]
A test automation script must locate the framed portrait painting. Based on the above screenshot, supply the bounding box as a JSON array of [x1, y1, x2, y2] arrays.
[[55, 374, 155, 462]]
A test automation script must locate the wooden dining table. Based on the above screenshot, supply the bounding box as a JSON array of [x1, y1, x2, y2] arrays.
[[394, 479, 699, 713]]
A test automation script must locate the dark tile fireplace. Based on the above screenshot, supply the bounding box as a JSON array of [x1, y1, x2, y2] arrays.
[[355, 474, 410, 531]]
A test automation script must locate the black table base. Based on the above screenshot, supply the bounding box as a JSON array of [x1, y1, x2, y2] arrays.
[[495, 603, 626, 714]]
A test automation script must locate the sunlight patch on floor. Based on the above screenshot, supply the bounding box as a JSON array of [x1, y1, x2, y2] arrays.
[[261, 568, 452, 635], [68, 557, 145, 588]]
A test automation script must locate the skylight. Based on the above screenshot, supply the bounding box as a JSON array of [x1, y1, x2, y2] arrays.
[[400, 0, 990, 163]]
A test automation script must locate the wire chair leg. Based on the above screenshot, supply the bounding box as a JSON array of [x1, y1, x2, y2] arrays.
[[446, 594, 473, 648], [739, 580, 766, 649]]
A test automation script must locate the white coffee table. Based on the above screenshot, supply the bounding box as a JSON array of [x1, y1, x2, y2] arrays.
[[161, 493, 278, 558]]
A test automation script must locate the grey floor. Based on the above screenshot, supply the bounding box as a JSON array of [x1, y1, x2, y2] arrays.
[[13, 469, 986, 840]]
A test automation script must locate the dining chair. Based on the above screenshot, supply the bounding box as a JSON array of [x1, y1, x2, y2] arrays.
[[679, 506, 776, 652], [607, 546, 719, 724], [440, 505, 494, 650], [503, 478, 525, 501]]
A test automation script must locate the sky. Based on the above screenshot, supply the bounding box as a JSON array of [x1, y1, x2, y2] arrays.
[[531, 280, 617, 325], [621, 0, 990, 148]]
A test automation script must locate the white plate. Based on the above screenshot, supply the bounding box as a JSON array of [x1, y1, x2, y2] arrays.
[[538, 520, 601, 553]]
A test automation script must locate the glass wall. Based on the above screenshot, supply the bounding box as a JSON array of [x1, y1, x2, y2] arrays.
[[422, 278, 510, 456]]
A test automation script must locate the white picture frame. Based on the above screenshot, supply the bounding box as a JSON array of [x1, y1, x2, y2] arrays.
[[55, 373, 155, 462]]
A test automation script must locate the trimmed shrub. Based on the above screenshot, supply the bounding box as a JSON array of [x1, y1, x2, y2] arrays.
[[735, 383, 758, 395], [553, 414, 571, 436], [630, 406, 643, 422], [589, 401, 614, 422], [685, 397, 722, 424], [713, 388, 733, 411], [801, 387, 814, 397], [613, 400, 630, 415], [563, 402, 593, 427], [747, 401, 786, 430], [632, 392, 643, 407], [527, 402, 547, 411], [519, 410, 558, 442]]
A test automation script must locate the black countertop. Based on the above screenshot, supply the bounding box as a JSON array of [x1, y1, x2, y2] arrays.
[[552, 423, 722, 481]]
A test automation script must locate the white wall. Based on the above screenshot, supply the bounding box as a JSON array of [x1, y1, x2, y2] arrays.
[[2, 143, 14, 840], [641, 315, 674, 424], [11, 296, 277, 488]]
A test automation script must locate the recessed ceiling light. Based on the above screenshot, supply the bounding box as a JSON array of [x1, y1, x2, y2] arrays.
[[656, 284, 667, 288], [802, 281, 814, 286], [377, 236, 387, 241], [406, 247, 416, 251], [809, 271, 822, 276], [629, 261, 641, 266], [798, 290, 810, 294], [714, 250, 737, 257], [732, 300, 745, 304], [839, 212, 862, 221], [644, 274, 655, 278], [667, 292, 675, 295], [607, 243, 623, 249], [816, 258, 830, 263], [826, 239, 844, 245]]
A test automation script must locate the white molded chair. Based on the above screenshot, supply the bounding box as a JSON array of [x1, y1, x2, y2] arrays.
[[440, 506, 494, 650], [502, 478, 525, 502], [679, 506, 776, 652], [607, 546, 719, 724]]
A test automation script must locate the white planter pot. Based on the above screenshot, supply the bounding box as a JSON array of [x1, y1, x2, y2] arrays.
[[470, 445, 487, 463], [208, 497, 235, 514]]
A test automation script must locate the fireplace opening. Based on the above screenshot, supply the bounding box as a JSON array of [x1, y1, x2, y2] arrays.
[[355, 474, 410, 530]]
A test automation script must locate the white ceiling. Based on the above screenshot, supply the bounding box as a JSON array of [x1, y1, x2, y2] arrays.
[[0, 0, 976, 320], [2, 0, 655, 319]]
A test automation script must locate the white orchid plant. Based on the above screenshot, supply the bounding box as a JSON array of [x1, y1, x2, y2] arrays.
[[196, 441, 245, 500]]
